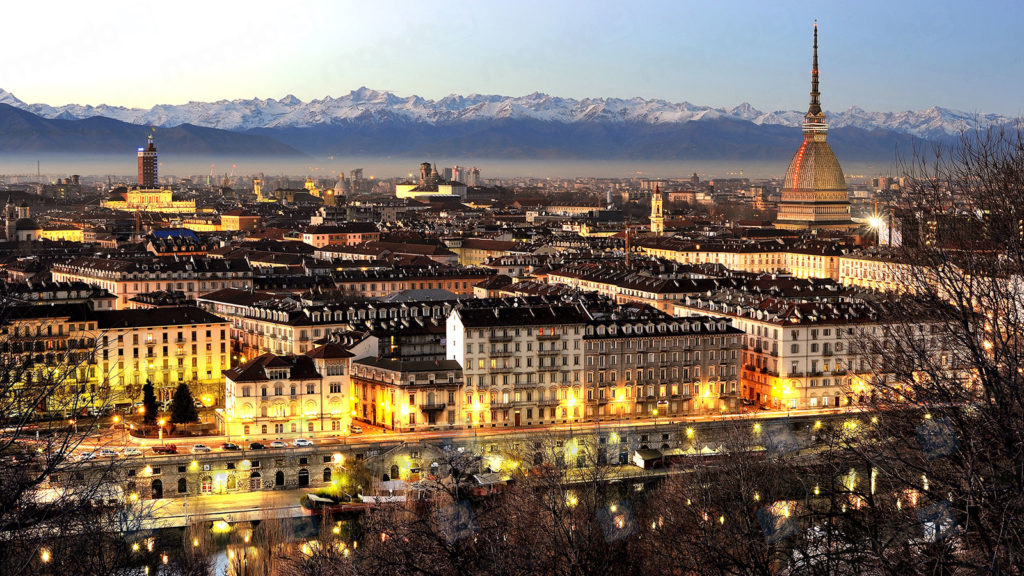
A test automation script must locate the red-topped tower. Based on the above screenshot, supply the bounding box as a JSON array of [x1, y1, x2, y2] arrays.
[[137, 135, 158, 187]]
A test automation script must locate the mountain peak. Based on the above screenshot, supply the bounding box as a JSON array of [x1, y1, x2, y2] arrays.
[[0, 89, 25, 107], [0, 87, 1014, 138]]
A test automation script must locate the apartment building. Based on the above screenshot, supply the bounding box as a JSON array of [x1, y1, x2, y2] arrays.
[[2, 303, 230, 407], [446, 303, 588, 428], [675, 293, 890, 410], [51, 257, 253, 309], [350, 358, 464, 432], [583, 310, 743, 420], [220, 340, 369, 439]]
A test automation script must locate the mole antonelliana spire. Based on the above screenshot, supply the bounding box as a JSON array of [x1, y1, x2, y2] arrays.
[[775, 21, 855, 232]]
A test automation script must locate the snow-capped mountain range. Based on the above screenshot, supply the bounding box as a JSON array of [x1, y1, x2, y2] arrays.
[[0, 87, 1013, 140]]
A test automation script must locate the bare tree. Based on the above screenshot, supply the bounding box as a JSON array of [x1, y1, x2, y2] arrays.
[[853, 125, 1024, 573]]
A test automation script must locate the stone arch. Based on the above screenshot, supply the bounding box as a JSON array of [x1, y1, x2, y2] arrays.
[[275, 471, 284, 487], [151, 479, 163, 499]]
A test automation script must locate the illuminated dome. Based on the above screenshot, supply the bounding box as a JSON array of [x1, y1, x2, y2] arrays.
[[782, 140, 847, 193]]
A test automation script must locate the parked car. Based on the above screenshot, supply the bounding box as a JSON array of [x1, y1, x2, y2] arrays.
[[248, 442, 266, 450], [122, 447, 142, 457], [151, 445, 178, 455], [191, 444, 212, 454], [349, 425, 363, 435], [269, 441, 287, 449], [221, 442, 241, 451], [293, 438, 313, 447], [80, 451, 97, 460], [99, 448, 119, 458]]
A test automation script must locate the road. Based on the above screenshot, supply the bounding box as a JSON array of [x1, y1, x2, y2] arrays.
[[61, 405, 863, 459]]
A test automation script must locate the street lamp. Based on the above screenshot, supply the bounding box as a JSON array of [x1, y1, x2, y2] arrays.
[[158, 419, 166, 445]]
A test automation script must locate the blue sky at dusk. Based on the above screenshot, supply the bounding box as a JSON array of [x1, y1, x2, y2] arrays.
[[4, 0, 1020, 115]]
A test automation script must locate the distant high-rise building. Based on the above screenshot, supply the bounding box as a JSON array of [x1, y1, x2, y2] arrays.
[[350, 168, 363, 181], [775, 23, 854, 232], [137, 135, 158, 187]]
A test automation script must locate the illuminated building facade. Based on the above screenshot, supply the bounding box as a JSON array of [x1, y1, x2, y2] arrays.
[[583, 314, 742, 420], [220, 342, 359, 439], [102, 137, 197, 214], [350, 357, 464, 432], [1, 304, 230, 408], [50, 257, 253, 309], [446, 304, 587, 428]]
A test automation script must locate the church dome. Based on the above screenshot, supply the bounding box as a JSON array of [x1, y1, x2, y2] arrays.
[[14, 217, 40, 231], [782, 139, 847, 192]]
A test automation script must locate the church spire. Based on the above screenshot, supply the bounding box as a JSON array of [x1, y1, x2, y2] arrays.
[[804, 20, 827, 132]]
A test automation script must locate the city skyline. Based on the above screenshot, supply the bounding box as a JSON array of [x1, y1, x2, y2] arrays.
[[4, 0, 1022, 116]]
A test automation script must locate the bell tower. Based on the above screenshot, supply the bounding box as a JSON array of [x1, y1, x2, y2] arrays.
[[650, 185, 665, 236]]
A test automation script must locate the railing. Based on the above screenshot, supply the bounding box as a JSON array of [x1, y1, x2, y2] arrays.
[[489, 335, 513, 342], [537, 334, 561, 341]]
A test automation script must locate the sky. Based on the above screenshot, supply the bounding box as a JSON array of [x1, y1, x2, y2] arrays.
[[3, 0, 1022, 116]]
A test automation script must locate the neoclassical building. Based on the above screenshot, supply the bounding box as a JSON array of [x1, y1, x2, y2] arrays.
[[219, 339, 375, 439]]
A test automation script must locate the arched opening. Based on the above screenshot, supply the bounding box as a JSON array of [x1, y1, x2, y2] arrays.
[[249, 471, 262, 491], [177, 478, 187, 494], [389, 464, 400, 480], [533, 452, 543, 466], [226, 474, 237, 491], [274, 471, 285, 487], [323, 468, 332, 482], [200, 476, 213, 495], [151, 479, 163, 499], [298, 469, 309, 487]]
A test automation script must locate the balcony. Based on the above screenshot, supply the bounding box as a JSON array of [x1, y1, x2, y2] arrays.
[[538, 349, 561, 356], [537, 334, 561, 341], [489, 334, 513, 342], [490, 365, 516, 374], [488, 401, 512, 409], [489, 350, 514, 358], [419, 402, 446, 412]]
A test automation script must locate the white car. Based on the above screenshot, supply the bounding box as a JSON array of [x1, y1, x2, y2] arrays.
[[80, 451, 97, 460], [122, 447, 141, 457], [269, 440, 288, 449], [191, 444, 212, 454], [293, 438, 314, 447], [349, 425, 363, 435], [99, 448, 119, 458]]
